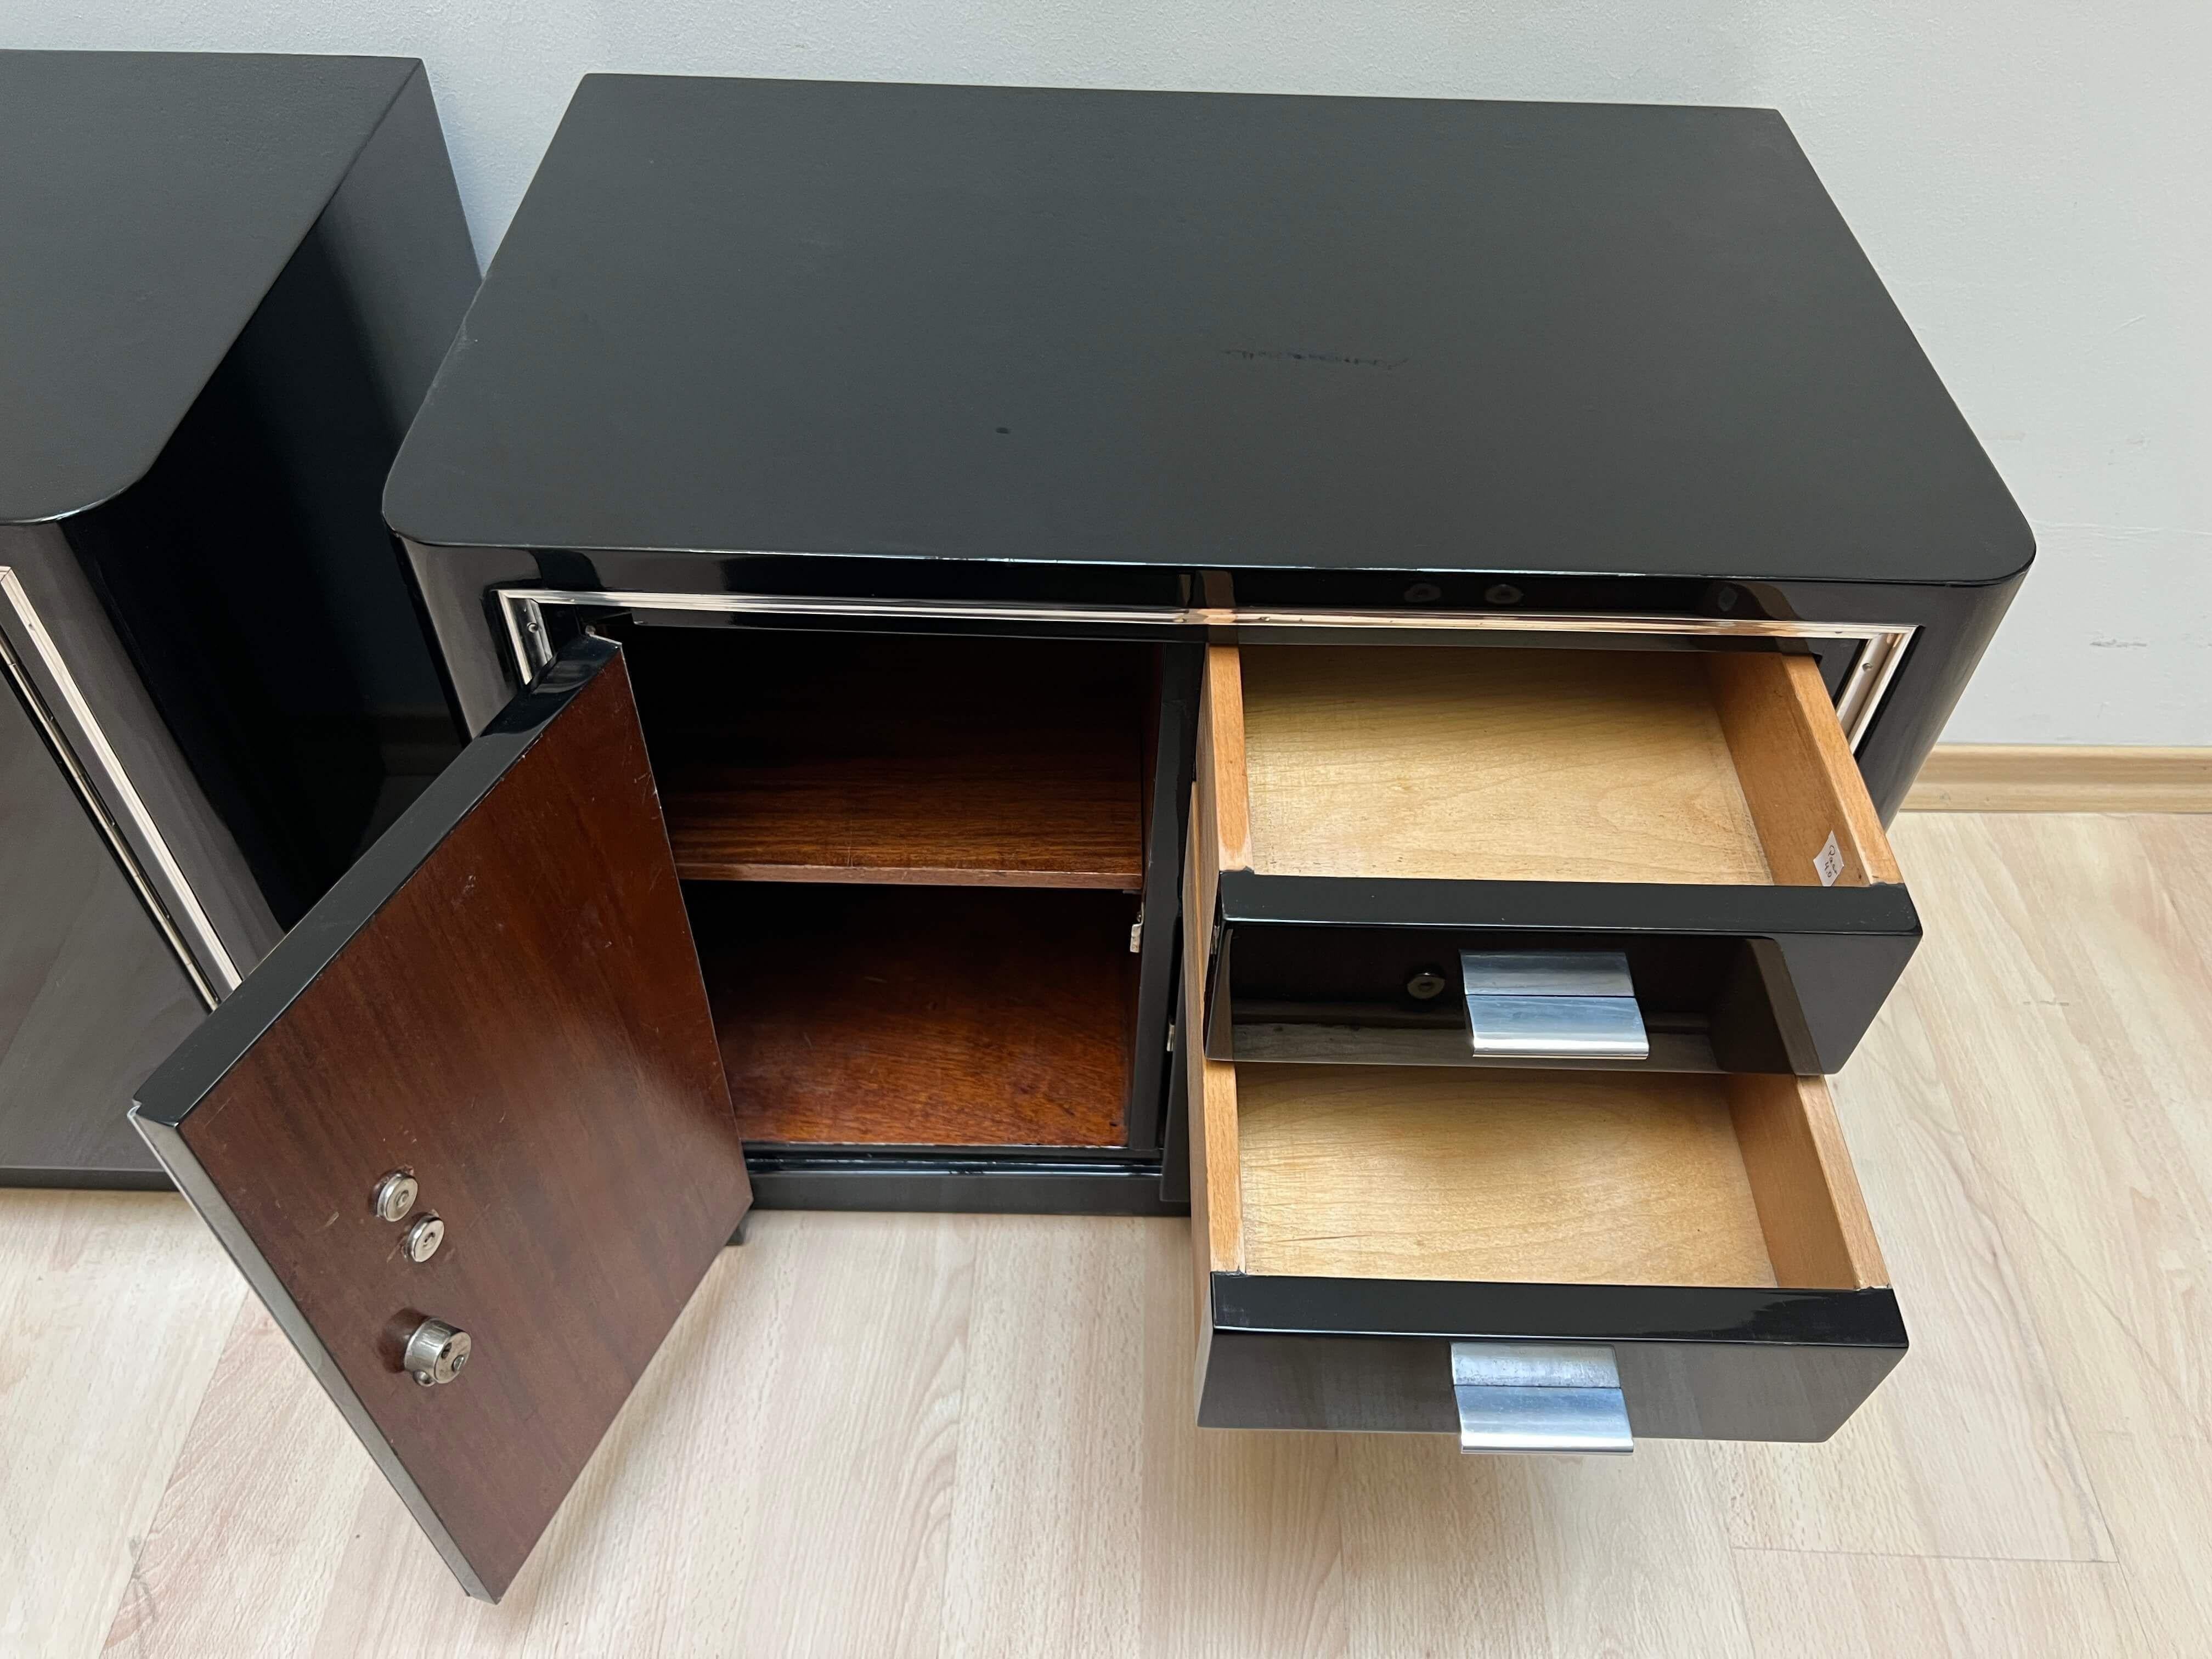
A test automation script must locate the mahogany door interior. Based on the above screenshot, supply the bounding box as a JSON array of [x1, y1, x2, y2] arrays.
[[131, 636, 751, 1602]]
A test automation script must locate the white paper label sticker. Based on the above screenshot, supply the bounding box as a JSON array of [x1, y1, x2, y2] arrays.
[[1814, 831, 1844, 887]]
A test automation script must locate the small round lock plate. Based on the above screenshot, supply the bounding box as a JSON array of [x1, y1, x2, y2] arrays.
[[1406, 970, 1449, 1001], [403, 1214, 445, 1263], [403, 1318, 472, 1386], [372, 1171, 418, 1223]]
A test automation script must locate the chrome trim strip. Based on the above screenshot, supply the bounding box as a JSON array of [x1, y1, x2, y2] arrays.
[[0, 567, 239, 1002], [492, 586, 1916, 752], [1835, 626, 1914, 752], [496, 588, 536, 691]]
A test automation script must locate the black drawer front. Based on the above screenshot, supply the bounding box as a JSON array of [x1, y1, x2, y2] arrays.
[[1202, 873, 1921, 1076], [1200, 1277, 1908, 1443]]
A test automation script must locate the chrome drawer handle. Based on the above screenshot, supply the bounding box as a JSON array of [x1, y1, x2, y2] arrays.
[[1452, 1341, 1633, 1455], [1460, 949, 1649, 1060]]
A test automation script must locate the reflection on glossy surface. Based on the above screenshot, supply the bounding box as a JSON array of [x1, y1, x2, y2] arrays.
[[1204, 1279, 1907, 1442]]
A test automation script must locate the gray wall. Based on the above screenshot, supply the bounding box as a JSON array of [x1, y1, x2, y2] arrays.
[[9, 2, 2205, 742]]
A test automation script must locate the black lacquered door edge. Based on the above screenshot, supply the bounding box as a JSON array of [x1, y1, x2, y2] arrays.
[[136, 640, 625, 1131], [1121, 644, 1202, 1153]]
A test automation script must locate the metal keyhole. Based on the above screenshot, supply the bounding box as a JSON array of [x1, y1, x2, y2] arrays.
[[1406, 969, 1449, 1001], [372, 1171, 418, 1223], [404, 1318, 472, 1386], [403, 1215, 444, 1263]]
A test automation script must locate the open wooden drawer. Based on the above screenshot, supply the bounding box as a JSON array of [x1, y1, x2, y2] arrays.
[[1194, 642, 1922, 1075], [1181, 828, 1907, 1442]]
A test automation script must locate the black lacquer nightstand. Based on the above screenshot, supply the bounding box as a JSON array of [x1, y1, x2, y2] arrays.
[[131, 79, 2027, 1599], [0, 52, 478, 1185]]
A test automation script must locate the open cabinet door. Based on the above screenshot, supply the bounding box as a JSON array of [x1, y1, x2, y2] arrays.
[[129, 635, 751, 1602]]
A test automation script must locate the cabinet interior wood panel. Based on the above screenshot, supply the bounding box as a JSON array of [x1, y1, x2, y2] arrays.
[[697, 883, 1137, 1147], [1729, 1071, 1888, 1289], [1227, 644, 1904, 894], [1238, 645, 1774, 885], [1708, 651, 1904, 887], [1231, 1063, 1884, 1291], [629, 628, 1148, 888], [1235, 1065, 1781, 1286], [1181, 799, 1244, 1295]]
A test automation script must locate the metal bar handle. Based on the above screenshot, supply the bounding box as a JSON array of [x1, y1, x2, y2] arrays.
[[1452, 1341, 1633, 1455], [1460, 949, 1649, 1060]]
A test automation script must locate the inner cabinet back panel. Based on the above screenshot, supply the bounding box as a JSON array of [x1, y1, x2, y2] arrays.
[[624, 628, 1148, 888], [1237, 645, 1774, 885], [1235, 1065, 1782, 1286], [692, 883, 1136, 1147]]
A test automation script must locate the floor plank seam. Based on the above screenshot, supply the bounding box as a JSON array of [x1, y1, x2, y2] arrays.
[[1728, 1543, 2124, 1567], [1966, 1156, 2207, 1430], [1839, 985, 2129, 1565]]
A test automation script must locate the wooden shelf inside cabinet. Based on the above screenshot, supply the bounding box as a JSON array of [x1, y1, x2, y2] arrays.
[[693, 884, 1137, 1147], [628, 630, 1150, 889], [659, 725, 1144, 887]]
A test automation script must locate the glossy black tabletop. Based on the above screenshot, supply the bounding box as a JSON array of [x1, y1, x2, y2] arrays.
[[387, 76, 2029, 586], [0, 52, 420, 525]]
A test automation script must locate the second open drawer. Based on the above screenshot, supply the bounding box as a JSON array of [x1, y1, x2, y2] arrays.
[[1180, 821, 1906, 1443], [1192, 640, 1922, 1075]]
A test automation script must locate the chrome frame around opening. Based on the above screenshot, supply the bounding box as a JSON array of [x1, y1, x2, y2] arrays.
[[1, 566, 239, 1004], [492, 586, 1915, 753]]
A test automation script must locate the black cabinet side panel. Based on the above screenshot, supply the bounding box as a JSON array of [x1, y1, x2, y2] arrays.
[[0, 676, 196, 1184], [59, 67, 476, 927]]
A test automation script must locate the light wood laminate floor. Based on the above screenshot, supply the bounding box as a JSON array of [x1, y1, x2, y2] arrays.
[[4, 813, 2209, 1655]]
